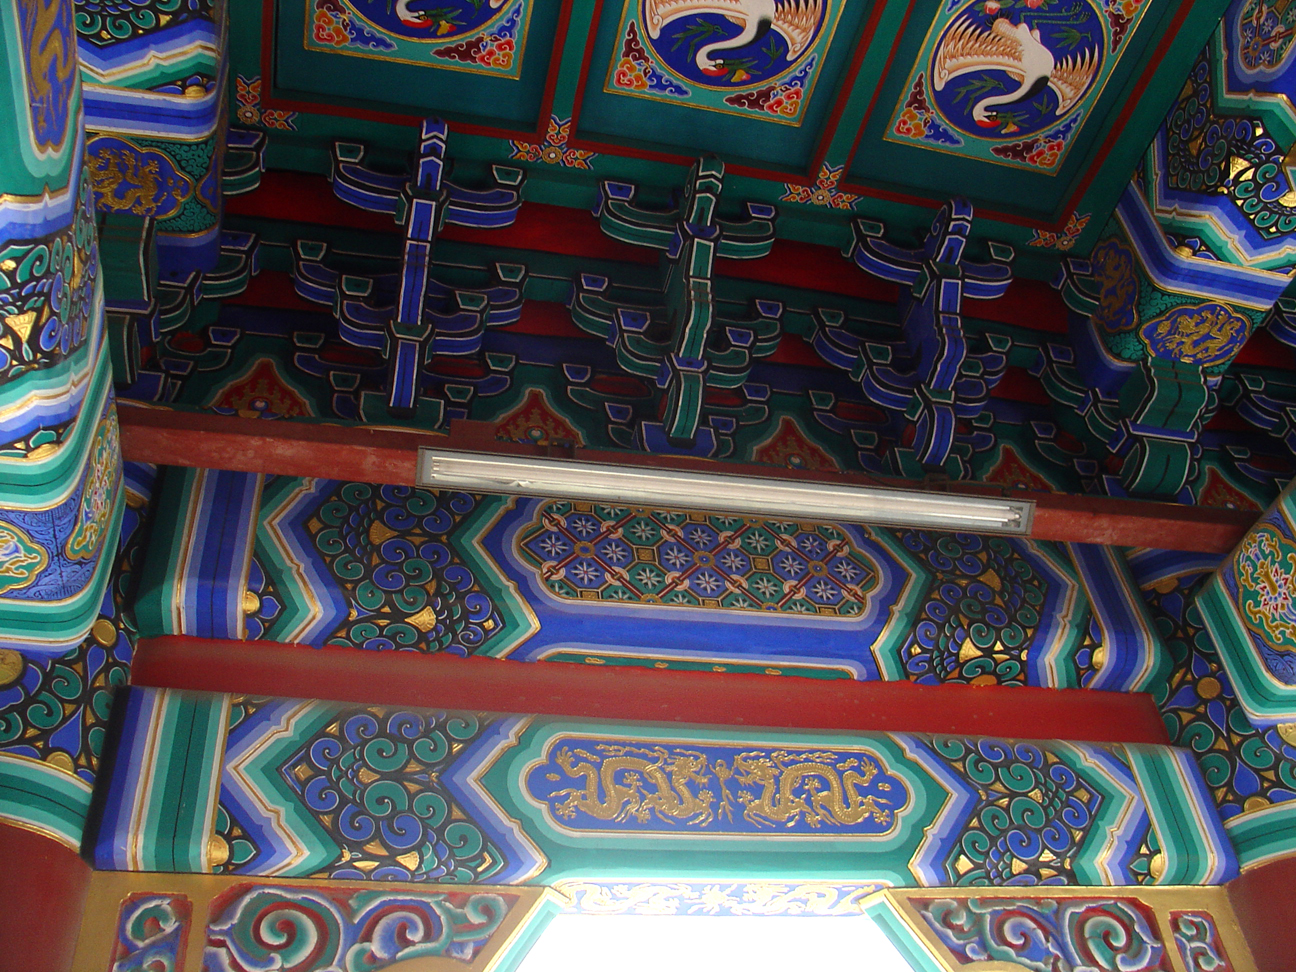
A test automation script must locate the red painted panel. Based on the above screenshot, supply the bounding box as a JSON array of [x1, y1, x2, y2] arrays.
[[0, 823, 90, 972], [132, 637, 1170, 744], [224, 171, 397, 234], [1228, 857, 1296, 972]]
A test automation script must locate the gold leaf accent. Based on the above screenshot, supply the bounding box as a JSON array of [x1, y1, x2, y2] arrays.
[[46, 751, 75, 774], [208, 834, 230, 867], [242, 590, 261, 615], [369, 521, 397, 546], [91, 618, 117, 647], [0, 649, 22, 686], [5, 311, 36, 342], [406, 604, 440, 632]]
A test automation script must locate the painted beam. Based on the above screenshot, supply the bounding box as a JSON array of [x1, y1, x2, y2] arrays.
[[130, 636, 1170, 744], [118, 407, 1257, 553]]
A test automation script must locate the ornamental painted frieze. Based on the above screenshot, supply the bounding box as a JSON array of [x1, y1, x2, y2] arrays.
[[524, 736, 910, 835], [0, 163, 100, 387], [205, 886, 519, 971], [915, 896, 1174, 972], [603, 0, 846, 124], [887, 0, 1153, 173], [305, 0, 531, 79], [516, 501, 879, 617]]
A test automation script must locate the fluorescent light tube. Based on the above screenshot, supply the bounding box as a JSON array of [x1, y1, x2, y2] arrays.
[[417, 448, 1034, 535]]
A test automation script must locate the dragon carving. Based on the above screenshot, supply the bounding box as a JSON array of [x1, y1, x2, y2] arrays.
[[552, 745, 718, 825], [729, 751, 895, 828], [540, 741, 904, 833]]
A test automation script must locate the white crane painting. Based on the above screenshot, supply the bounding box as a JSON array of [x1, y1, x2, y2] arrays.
[[642, 0, 824, 76], [932, 15, 1099, 133]]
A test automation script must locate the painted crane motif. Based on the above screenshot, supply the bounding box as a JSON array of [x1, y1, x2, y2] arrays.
[[396, 0, 505, 30], [643, 0, 823, 74], [932, 16, 1098, 130]]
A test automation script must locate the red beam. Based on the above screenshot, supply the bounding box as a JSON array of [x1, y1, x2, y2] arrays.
[[1228, 858, 1296, 972], [0, 823, 91, 972], [118, 406, 1256, 553], [132, 637, 1169, 744]]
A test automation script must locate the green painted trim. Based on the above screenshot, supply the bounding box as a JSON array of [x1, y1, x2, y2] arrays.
[[455, 495, 541, 659], [1225, 802, 1296, 870], [0, 753, 93, 851]]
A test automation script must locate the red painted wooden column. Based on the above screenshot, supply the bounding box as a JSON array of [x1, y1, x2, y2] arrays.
[[118, 407, 1257, 554], [1227, 859, 1296, 972], [0, 823, 91, 971], [132, 636, 1170, 744]]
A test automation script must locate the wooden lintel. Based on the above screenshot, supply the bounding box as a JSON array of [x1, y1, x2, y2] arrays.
[[118, 405, 1258, 554]]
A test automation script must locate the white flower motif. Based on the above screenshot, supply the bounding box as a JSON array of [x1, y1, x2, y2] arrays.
[[777, 555, 804, 576], [602, 542, 630, 564], [751, 576, 779, 599], [570, 516, 598, 537], [811, 580, 838, 601], [694, 571, 722, 594], [798, 535, 825, 557], [662, 546, 692, 569], [744, 533, 772, 553], [687, 527, 713, 548], [833, 559, 861, 582], [630, 521, 657, 541], [789, 600, 812, 613], [714, 516, 741, 528], [667, 591, 692, 604], [729, 596, 752, 609], [538, 534, 569, 558], [635, 566, 663, 588], [607, 587, 631, 600], [570, 560, 602, 585], [719, 551, 747, 572]]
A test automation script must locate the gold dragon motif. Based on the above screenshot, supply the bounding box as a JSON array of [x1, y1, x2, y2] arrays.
[[1141, 302, 1250, 367], [86, 144, 190, 218], [540, 741, 904, 833], [552, 745, 717, 825], [728, 750, 895, 828]]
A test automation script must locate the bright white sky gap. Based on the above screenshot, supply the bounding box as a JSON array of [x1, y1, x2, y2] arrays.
[[514, 913, 919, 972]]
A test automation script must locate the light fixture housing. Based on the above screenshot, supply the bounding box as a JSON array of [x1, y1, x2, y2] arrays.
[[417, 448, 1034, 535]]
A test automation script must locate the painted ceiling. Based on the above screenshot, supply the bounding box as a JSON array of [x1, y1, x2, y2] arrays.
[[241, 0, 1229, 253]]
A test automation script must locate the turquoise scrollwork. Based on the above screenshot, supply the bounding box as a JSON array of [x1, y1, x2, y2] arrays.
[[917, 896, 1171, 972], [0, 165, 99, 387], [279, 706, 506, 882], [109, 893, 190, 972], [924, 738, 1107, 885], [896, 531, 1048, 687], [205, 886, 513, 972], [1170, 910, 1235, 972], [311, 483, 503, 655]]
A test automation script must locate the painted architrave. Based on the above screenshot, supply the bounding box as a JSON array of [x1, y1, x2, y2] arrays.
[[885, 885, 1258, 972], [1069, 541, 1169, 692], [72, 870, 561, 972], [1198, 476, 1296, 728], [67, 874, 1263, 972], [90, 687, 1236, 889], [492, 495, 927, 680], [134, 468, 264, 641]]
